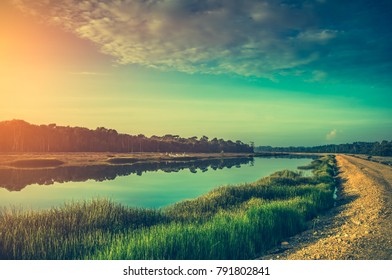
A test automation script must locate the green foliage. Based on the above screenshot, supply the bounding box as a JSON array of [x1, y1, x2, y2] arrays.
[[93, 199, 308, 260], [0, 156, 336, 260]]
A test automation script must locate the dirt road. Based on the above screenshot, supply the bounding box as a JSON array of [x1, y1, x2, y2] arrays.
[[260, 154, 392, 259]]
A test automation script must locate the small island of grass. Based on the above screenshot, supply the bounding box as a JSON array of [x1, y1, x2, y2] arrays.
[[9, 159, 65, 168]]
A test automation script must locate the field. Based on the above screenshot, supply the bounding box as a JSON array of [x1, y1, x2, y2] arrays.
[[0, 155, 337, 260]]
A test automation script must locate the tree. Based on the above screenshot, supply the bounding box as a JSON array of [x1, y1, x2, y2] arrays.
[[0, 120, 254, 154]]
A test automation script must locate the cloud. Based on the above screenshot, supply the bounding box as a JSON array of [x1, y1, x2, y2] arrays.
[[11, 0, 392, 86], [12, 0, 342, 79], [306, 70, 327, 82], [326, 129, 337, 140], [297, 29, 337, 43]]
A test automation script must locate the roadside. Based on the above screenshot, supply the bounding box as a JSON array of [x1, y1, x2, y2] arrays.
[[260, 154, 392, 259], [351, 154, 392, 167]]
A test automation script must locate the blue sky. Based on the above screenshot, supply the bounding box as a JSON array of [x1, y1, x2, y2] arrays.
[[1, 0, 391, 146]]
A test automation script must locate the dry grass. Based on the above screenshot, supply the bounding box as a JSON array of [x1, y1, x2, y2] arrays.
[[0, 152, 253, 168]]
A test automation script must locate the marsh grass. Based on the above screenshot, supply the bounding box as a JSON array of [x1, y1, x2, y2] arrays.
[[9, 159, 65, 168], [0, 155, 337, 259]]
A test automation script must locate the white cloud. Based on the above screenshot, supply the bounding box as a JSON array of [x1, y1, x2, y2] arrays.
[[13, 0, 338, 79], [306, 70, 327, 82], [326, 129, 338, 140], [297, 29, 337, 43]]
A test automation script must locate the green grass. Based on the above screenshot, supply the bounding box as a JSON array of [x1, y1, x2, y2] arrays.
[[0, 155, 337, 260]]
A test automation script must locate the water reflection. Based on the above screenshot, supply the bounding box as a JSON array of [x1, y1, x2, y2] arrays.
[[0, 157, 254, 191]]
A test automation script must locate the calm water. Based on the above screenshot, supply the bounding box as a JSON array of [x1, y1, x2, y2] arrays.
[[0, 157, 312, 210]]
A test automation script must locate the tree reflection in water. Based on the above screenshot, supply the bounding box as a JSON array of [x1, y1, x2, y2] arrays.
[[0, 157, 254, 191]]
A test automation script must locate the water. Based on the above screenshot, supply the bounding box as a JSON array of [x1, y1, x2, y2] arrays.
[[0, 157, 312, 210]]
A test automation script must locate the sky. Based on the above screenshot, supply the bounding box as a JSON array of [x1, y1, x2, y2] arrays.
[[1, 0, 391, 146]]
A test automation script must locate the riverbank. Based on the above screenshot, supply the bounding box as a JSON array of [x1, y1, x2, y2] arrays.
[[0, 156, 336, 259], [260, 154, 392, 259]]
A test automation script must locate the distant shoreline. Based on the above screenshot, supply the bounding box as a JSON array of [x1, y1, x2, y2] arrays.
[[0, 152, 254, 169], [0, 152, 318, 169]]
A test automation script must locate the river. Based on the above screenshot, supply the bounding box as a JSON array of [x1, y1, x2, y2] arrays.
[[0, 156, 313, 210]]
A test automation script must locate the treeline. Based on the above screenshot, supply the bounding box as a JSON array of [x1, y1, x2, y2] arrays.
[[257, 141, 392, 156], [0, 120, 253, 153]]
